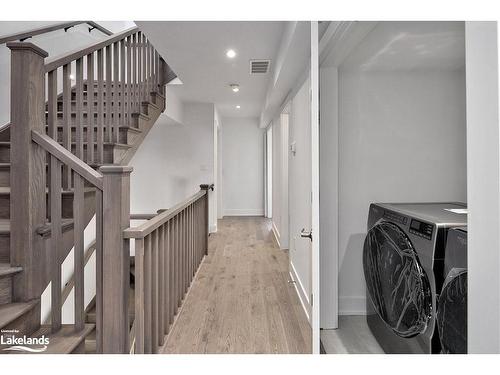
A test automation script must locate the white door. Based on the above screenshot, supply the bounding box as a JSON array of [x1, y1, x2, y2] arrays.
[[288, 21, 320, 354]]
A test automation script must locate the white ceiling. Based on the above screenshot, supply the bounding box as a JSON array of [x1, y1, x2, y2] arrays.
[[135, 21, 286, 118], [341, 21, 465, 72]]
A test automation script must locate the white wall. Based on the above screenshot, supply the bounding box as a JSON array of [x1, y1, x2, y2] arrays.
[[220, 117, 265, 216], [465, 21, 500, 354], [129, 102, 217, 231], [319, 65, 339, 328], [337, 69, 467, 314]]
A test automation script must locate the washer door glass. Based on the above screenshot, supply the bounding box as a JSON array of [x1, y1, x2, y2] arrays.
[[437, 269, 467, 354], [363, 221, 432, 338]]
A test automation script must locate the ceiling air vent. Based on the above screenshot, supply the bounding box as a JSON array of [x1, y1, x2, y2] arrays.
[[250, 59, 270, 74]]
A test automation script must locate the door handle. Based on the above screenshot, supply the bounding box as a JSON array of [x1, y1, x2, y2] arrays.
[[300, 228, 313, 242]]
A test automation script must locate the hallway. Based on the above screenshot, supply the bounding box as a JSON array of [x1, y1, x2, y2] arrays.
[[161, 217, 312, 354]]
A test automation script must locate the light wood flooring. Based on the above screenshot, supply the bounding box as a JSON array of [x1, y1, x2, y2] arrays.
[[161, 216, 312, 354], [321, 316, 384, 354]]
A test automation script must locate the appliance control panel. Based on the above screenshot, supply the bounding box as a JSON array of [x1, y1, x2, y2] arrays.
[[409, 219, 433, 240]]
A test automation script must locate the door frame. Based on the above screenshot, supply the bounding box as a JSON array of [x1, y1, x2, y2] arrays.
[[317, 21, 378, 332], [265, 126, 273, 218], [279, 106, 290, 249], [310, 20, 320, 354]]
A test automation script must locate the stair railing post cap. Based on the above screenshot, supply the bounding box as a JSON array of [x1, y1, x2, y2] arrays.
[[6, 42, 49, 58], [99, 165, 134, 175], [200, 184, 215, 191]]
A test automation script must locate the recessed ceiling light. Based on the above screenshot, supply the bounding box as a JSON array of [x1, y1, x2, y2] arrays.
[[236, 105, 241, 109], [230, 84, 240, 92], [69, 74, 75, 80], [226, 49, 236, 58]]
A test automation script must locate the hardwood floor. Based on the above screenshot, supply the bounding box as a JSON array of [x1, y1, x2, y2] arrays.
[[161, 216, 312, 354]]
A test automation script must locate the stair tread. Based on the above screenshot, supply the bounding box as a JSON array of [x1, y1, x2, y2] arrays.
[[0, 219, 10, 235], [71, 141, 132, 148], [36, 218, 75, 236], [151, 91, 165, 101], [31, 324, 95, 354], [46, 109, 150, 117], [45, 124, 142, 132], [0, 300, 39, 329], [142, 101, 160, 110], [0, 186, 96, 195], [0, 263, 22, 277]]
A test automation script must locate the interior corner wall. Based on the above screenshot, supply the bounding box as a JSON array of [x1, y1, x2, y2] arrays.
[[220, 117, 265, 217], [337, 69, 467, 315], [129, 103, 216, 231]]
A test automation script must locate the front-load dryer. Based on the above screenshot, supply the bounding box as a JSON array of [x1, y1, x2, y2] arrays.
[[362, 202, 467, 354], [436, 227, 467, 354]]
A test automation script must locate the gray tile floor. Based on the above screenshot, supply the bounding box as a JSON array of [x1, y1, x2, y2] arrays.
[[320, 316, 385, 354]]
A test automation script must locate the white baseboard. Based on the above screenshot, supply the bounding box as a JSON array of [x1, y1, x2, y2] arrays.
[[209, 224, 217, 233], [289, 262, 311, 322], [271, 221, 281, 248], [339, 296, 367, 315], [223, 208, 264, 216]]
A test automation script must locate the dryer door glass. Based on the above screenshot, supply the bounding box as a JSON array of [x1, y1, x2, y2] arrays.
[[363, 221, 432, 338], [437, 269, 467, 354]]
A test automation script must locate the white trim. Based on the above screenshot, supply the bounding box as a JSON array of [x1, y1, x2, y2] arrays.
[[339, 296, 367, 316], [272, 221, 281, 248], [466, 21, 500, 353], [209, 224, 217, 234], [223, 209, 264, 217], [310, 21, 320, 355], [290, 261, 311, 322]]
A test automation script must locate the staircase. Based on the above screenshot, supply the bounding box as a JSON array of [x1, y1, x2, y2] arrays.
[[0, 27, 169, 354]]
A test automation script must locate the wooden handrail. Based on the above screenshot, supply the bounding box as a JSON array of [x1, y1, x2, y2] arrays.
[[124, 190, 206, 239], [131, 213, 158, 220], [86, 22, 113, 36], [44, 26, 139, 72], [0, 21, 112, 45], [31, 130, 103, 190]]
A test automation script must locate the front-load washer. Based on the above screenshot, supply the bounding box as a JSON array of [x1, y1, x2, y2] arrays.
[[436, 227, 467, 354], [362, 202, 467, 354]]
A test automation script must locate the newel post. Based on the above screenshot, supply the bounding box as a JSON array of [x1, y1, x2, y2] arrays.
[[7, 42, 48, 301], [200, 184, 213, 255], [100, 165, 133, 353]]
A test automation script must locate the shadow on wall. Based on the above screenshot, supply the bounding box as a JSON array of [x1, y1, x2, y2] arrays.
[[339, 232, 368, 315]]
